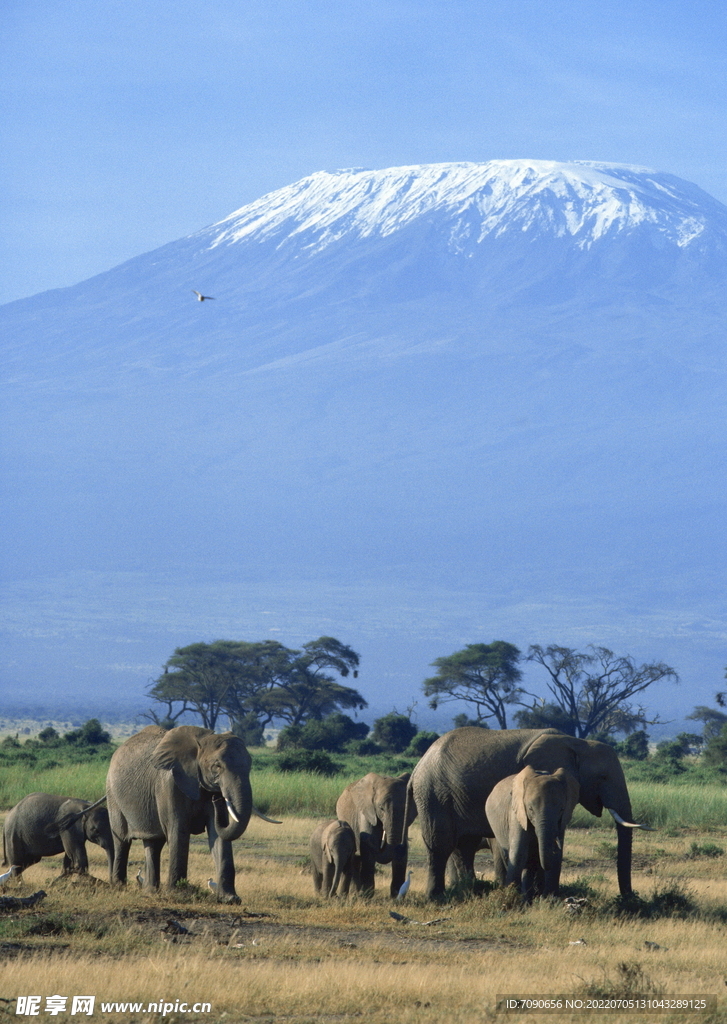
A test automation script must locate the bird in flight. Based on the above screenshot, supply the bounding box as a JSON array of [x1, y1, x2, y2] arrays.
[[192, 290, 215, 301]]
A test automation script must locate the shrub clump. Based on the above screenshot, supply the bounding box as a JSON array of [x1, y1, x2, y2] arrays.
[[276, 749, 341, 776], [684, 841, 724, 860], [605, 880, 697, 920], [277, 713, 369, 753], [404, 731, 440, 757], [371, 713, 417, 753]]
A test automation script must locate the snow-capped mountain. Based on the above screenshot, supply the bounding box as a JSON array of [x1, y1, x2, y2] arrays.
[[206, 160, 727, 254], [1, 160, 726, 721]]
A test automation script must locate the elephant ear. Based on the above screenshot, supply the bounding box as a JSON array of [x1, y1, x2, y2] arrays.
[[511, 769, 531, 832], [151, 728, 202, 801], [556, 768, 580, 823]]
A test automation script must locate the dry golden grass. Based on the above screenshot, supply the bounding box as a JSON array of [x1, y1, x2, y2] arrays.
[[1, 815, 726, 1023]]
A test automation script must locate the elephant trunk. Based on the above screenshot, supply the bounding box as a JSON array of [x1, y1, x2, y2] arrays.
[[379, 812, 408, 862], [213, 774, 252, 842], [533, 821, 564, 898], [535, 822, 561, 874], [615, 823, 633, 897]]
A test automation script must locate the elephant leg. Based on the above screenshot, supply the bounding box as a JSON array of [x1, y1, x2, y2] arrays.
[[521, 845, 541, 903], [61, 832, 88, 875], [112, 836, 131, 885], [350, 852, 363, 892], [389, 847, 408, 899], [340, 867, 352, 896], [166, 826, 190, 888], [425, 842, 453, 900], [104, 847, 114, 884], [447, 846, 481, 885], [358, 852, 376, 895], [207, 823, 240, 904], [311, 862, 324, 894], [358, 834, 377, 895], [324, 861, 336, 897], [454, 836, 481, 881], [489, 839, 509, 887], [143, 838, 164, 890]]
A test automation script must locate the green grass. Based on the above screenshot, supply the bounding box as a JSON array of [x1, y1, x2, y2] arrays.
[[569, 781, 727, 831], [2, 744, 727, 833], [0, 761, 109, 809]]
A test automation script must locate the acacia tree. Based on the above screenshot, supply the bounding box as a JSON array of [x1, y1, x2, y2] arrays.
[[263, 637, 366, 725], [423, 641, 523, 729], [525, 644, 679, 739], [146, 636, 364, 731], [146, 640, 286, 731]]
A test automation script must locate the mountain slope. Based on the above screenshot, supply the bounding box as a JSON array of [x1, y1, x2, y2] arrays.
[[1, 160, 726, 718]]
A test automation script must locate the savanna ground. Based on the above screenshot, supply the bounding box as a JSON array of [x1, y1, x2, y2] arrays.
[[1, 764, 727, 1024]]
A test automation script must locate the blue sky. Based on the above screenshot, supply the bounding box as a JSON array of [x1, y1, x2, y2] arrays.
[[2, 0, 726, 306]]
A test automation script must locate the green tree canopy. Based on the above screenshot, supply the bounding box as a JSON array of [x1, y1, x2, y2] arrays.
[[687, 690, 727, 741], [526, 644, 679, 739], [371, 712, 417, 753], [423, 641, 523, 729], [147, 636, 364, 731], [263, 637, 365, 726]]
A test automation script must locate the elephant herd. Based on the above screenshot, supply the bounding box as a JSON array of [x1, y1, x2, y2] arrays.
[[2, 724, 651, 904]]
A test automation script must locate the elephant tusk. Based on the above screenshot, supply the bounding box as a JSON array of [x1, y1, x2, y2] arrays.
[[606, 807, 656, 831], [225, 799, 240, 824], [252, 805, 282, 824]]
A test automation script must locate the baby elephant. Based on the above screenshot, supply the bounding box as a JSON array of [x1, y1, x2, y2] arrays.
[[485, 766, 579, 900], [310, 819, 356, 897], [2, 792, 114, 881]]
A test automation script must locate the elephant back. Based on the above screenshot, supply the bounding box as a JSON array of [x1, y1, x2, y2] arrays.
[[411, 728, 555, 842]]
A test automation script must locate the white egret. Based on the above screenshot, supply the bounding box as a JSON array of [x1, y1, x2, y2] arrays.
[[396, 870, 412, 900]]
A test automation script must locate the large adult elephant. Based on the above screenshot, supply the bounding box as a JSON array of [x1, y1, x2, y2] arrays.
[[336, 772, 417, 898], [2, 792, 114, 880], [410, 728, 650, 900], [106, 725, 278, 903]]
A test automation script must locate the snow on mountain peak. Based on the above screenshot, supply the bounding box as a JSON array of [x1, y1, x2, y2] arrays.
[[203, 159, 727, 256]]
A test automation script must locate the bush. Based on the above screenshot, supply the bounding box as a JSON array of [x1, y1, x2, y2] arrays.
[[404, 731, 439, 757], [37, 727, 61, 745], [685, 841, 724, 859], [345, 738, 382, 756], [276, 750, 341, 776], [277, 713, 368, 753], [371, 713, 417, 753], [617, 730, 649, 760], [63, 719, 111, 747]]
